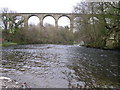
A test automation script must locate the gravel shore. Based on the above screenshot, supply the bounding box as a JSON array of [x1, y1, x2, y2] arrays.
[[0, 76, 30, 89]]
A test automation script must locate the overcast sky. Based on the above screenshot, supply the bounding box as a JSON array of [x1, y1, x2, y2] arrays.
[[0, 0, 81, 27], [0, 0, 81, 13]]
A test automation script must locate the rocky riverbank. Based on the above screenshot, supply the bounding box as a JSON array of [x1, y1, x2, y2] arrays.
[[0, 76, 30, 89]]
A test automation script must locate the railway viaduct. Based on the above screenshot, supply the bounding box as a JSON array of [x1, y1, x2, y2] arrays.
[[1, 13, 91, 31], [1, 13, 114, 31]]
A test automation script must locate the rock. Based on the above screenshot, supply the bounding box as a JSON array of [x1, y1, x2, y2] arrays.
[[0, 77, 12, 82], [0, 76, 27, 89]]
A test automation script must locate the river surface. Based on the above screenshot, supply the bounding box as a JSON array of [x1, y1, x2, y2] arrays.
[[1, 44, 120, 88]]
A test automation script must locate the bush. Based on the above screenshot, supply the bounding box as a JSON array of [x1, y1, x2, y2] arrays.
[[2, 25, 74, 45]]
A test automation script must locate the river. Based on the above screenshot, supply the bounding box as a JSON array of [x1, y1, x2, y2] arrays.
[[1, 44, 120, 88]]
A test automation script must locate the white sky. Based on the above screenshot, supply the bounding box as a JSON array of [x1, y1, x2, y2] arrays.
[[0, 0, 81, 13], [0, 0, 81, 26]]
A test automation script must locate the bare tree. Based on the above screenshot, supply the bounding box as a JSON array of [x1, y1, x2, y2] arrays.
[[1, 8, 24, 32]]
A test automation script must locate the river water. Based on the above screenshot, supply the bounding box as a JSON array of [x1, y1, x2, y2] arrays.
[[1, 44, 120, 88]]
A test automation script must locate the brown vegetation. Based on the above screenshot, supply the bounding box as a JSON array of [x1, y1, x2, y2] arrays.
[[2, 23, 74, 45]]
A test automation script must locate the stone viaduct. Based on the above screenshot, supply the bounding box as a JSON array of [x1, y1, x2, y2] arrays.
[[4, 13, 91, 31], [2, 13, 114, 31]]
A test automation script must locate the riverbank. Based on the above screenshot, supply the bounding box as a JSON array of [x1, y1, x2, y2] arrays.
[[84, 44, 120, 50], [1, 42, 18, 47], [82, 41, 120, 50]]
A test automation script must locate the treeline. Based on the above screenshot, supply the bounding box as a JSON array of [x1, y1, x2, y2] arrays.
[[73, 2, 120, 49], [2, 24, 74, 45]]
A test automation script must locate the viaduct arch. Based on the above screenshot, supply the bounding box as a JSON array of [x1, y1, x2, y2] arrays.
[[42, 15, 56, 27]]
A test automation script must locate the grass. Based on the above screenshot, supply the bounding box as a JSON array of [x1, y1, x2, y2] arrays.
[[1, 42, 18, 47]]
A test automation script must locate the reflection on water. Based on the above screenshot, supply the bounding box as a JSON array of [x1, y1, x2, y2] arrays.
[[1, 44, 120, 88]]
